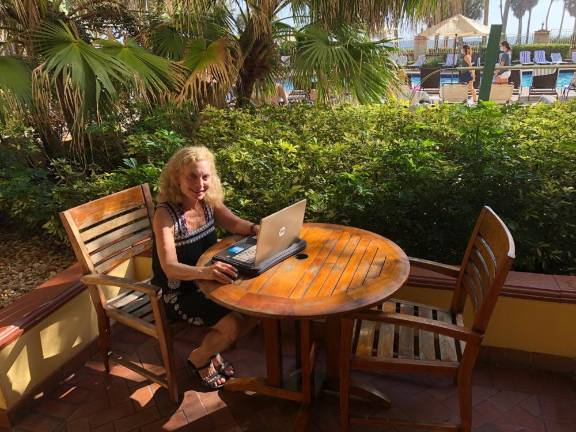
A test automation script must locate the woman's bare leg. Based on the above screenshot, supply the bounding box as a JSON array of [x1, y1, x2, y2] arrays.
[[189, 313, 258, 382], [468, 81, 477, 102]]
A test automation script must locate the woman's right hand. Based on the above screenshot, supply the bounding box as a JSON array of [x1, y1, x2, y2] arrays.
[[203, 261, 238, 284]]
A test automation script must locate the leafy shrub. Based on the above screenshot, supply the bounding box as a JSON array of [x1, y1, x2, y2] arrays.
[[1, 102, 575, 274]]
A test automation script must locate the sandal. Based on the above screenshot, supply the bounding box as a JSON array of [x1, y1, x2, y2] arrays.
[[187, 359, 226, 390], [212, 353, 235, 378]]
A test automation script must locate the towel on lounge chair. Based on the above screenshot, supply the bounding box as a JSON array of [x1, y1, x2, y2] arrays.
[[410, 55, 425, 68], [534, 50, 550, 64], [550, 53, 566, 64], [519, 51, 532, 64], [442, 53, 459, 67]]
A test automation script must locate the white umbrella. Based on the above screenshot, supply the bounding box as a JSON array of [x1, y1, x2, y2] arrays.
[[418, 14, 490, 38]]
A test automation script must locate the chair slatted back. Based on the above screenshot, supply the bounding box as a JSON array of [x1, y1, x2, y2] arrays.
[[60, 185, 155, 275], [489, 84, 513, 104], [550, 53, 562, 64], [441, 84, 468, 103], [572, 51, 576, 63], [531, 70, 558, 90], [519, 51, 531, 64], [534, 50, 547, 64], [450, 207, 515, 334]]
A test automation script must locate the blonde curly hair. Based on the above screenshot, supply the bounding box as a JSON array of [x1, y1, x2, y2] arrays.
[[157, 146, 224, 208]]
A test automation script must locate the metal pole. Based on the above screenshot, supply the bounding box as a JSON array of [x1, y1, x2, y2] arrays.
[[479, 24, 503, 102]]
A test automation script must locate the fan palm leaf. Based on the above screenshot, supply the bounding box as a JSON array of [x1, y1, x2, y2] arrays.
[[98, 38, 186, 103], [291, 24, 399, 104], [177, 37, 239, 106], [32, 21, 129, 153]]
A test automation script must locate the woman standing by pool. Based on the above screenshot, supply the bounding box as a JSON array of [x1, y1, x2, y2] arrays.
[[459, 45, 477, 103]]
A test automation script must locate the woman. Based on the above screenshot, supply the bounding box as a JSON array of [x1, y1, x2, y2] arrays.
[[152, 146, 259, 389], [494, 41, 512, 84], [459, 45, 477, 103]]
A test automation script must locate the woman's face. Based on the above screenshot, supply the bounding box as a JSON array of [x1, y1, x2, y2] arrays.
[[179, 160, 211, 201]]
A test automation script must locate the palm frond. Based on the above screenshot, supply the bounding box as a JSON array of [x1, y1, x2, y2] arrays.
[[177, 37, 239, 106], [0, 55, 32, 105], [98, 38, 186, 103], [291, 24, 399, 104], [32, 21, 129, 155]]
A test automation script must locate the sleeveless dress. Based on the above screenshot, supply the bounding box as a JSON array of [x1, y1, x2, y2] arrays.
[[151, 201, 230, 327], [459, 55, 473, 84]]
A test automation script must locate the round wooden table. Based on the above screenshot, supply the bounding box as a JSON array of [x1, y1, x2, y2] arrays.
[[197, 223, 410, 430]]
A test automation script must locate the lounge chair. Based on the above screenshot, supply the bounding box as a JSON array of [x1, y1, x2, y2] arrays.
[[528, 69, 558, 101], [287, 89, 309, 103], [562, 73, 576, 99], [534, 50, 550, 64], [419, 66, 441, 95], [571, 51, 576, 63], [519, 51, 532, 65], [440, 83, 468, 103], [550, 53, 567, 64], [397, 55, 408, 67], [442, 53, 459, 67], [509, 69, 522, 96], [409, 55, 425, 68], [489, 84, 514, 104]]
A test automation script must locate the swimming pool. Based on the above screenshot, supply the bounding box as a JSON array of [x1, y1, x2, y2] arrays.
[[409, 71, 574, 89]]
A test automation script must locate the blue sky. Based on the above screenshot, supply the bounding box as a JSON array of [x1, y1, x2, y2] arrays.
[[488, 0, 575, 35]]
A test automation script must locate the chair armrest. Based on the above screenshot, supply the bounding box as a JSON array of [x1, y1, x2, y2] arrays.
[[352, 309, 482, 344], [409, 257, 460, 278], [82, 273, 159, 297]]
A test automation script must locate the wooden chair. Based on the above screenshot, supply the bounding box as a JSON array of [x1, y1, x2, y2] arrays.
[[60, 184, 179, 402], [440, 84, 468, 104], [489, 84, 514, 104], [339, 206, 515, 432]]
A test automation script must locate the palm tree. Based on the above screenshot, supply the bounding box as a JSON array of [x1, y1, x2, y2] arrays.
[[545, 0, 557, 29], [510, 0, 526, 43], [524, 0, 538, 43], [566, 0, 576, 34], [501, 0, 512, 39], [559, 1, 567, 34]]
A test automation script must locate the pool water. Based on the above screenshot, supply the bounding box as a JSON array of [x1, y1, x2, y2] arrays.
[[409, 71, 574, 89]]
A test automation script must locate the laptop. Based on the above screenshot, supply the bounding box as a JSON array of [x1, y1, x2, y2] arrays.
[[212, 199, 307, 276]]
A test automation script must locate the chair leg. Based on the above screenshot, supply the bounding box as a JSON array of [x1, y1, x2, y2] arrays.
[[339, 318, 354, 432], [97, 319, 111, 373], [457, 368, 473, 432]]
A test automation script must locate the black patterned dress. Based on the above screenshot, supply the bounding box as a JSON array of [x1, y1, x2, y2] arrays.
[[151, 201, 230, 327]]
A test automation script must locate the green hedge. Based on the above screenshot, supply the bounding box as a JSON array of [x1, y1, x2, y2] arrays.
[[1, 103, 575, 274]]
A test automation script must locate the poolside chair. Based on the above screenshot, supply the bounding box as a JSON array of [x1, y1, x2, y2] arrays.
[[396, 55, 408, 67], [534, 50, 550, 64], [572, 51, 576, 63], [508, 69, 522, 96], [489, 84, 514, 104], [519, 50, 532, 64], [287, 89, 309, 103], [409, 54, 426, 68], [339, 206, 515, 432], [420, 66, 441, 95], [443, 53, 459, 67], [440, 83, 468, 103], [528, 69, 559, 101], [550, 52, 567, 64], [60, 184, 180, 403]]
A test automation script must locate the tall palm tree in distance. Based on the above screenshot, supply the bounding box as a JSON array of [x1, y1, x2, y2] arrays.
[[510, 0, 527, 43], [524, 0, 538, 42]]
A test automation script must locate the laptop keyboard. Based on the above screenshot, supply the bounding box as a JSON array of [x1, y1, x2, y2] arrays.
[[233, 246, 257, 263]]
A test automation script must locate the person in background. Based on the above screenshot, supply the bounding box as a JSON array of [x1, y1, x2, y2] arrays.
[[459, 44, 477, 103], [494, 41, 512, 84]]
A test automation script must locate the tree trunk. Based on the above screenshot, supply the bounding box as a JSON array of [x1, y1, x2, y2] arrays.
[[526, 9, 532, 43], [545, 0, 554, 29], [483, 0, 490, 43], [517, 14, 523, 44], [502, 0, 512, 39], [559, 3, 566, 33], [235, 35, 274, 107]]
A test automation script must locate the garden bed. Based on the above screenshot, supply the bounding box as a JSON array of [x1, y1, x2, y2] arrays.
[[0, 225, 74, 308]]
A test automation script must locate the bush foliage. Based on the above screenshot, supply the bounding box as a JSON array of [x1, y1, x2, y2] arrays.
[[1, 102, 575, 274]]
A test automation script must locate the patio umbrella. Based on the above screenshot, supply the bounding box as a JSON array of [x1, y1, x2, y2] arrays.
[[418, 14, 490, 39]]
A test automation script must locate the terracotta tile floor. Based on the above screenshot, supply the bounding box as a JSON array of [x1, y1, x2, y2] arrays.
[[10, 323, 576, 432]]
